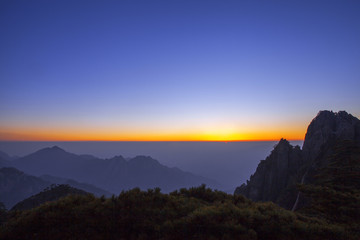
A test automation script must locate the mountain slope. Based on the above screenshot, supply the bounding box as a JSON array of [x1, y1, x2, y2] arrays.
[[11, 184, 90, 211], [0, 150, 16, 162], [298, 140, 360, 232], [0, 151, 12, 168], [12, 148, 220, 194], [0, 168, 51, 209], [235, 139, 303, 208], [39, 175, 112, 197], [235, 110, 360, 209]]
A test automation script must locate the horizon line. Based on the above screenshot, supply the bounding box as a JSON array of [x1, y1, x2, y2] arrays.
[[0, 139, 304, 142]]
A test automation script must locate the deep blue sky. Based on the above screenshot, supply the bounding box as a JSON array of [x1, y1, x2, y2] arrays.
[[1, 0, 359, 140]]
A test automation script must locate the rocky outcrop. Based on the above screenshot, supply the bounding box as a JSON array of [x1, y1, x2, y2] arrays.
[[235, 139, 303, 208], [302, 110, 360, 166], [235, 110, 360, 209]]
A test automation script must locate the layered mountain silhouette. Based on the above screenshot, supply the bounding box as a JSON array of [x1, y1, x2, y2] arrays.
[[0, 151, 12, 168], [39, 175, 111, 197], [0, 167, 112, 209], [0, 167, 51, 209], [6, 147, 219, 195], [11, 184, 90, 211], [235, 110, 360, 209]]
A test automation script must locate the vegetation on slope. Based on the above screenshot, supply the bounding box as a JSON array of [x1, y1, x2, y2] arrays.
[[298, 140, 360, 235], [0, 184, 354, 240]]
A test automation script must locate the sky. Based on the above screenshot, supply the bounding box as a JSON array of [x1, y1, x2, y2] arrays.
[[1, 0, 359, 141]]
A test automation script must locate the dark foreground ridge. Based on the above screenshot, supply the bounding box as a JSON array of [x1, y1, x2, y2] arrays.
[[0, 185, 355, 240]]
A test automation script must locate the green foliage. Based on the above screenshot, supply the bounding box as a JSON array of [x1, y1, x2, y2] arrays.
[[0, 185, 354, 240]]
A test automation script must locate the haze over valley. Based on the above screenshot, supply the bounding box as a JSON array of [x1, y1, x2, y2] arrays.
[[0, 140, 302, 190]]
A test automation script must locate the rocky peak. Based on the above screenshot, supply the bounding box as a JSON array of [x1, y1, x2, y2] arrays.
[[302, 111, 360, 163], [30, 146, 68, 158], [273, 138, 291, 150], [235, 138, 302, 208]]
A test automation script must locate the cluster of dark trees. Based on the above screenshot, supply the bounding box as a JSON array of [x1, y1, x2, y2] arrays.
[[0, 185, 357, 239], [0, 140, 359, 239]]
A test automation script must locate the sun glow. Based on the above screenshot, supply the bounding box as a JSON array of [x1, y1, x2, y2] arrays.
[[0, 124, 304, 142]]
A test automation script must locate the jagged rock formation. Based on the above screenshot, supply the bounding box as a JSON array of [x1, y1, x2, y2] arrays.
[[235, 110, 360, 209], [235, 139, 303, 208]]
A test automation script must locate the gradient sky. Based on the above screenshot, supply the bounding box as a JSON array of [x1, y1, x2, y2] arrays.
[[1, 0, 359, 141]]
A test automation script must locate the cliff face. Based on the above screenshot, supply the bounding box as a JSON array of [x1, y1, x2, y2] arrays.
[[235, 110, 360, 209], [302, 111, 360, 167], [235, 139, 303, 208]]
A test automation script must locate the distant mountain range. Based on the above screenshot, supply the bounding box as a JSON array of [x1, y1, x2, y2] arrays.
[[0, 146, 220, 208], [235, 110, 360, 210]]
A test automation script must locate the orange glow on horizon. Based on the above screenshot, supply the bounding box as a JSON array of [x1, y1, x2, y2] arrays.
[[0, 125, 305, 142]]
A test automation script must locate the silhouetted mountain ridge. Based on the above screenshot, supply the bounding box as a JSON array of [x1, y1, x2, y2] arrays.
[[0, 151, 16, 168], [0, 167, 112, 209], [0, 167, 51, 209], [0, 151, 13, 162], [11, 146, 220, 194], [39, 175, 112, 197]]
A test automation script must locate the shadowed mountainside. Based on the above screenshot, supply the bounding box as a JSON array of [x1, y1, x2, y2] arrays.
[[297, 140, 360, 232], [0, 168, 51, 209], [235, 110, 360, 209], [0, 151, 12, 168], [11, 184, 90, 211], [0, 167, 112, 209], [39, 175, 112, 197]]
